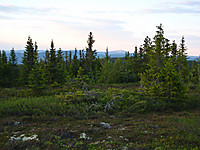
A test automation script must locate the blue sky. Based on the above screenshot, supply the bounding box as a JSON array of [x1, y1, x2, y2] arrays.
[[0, 0, 200, 56]]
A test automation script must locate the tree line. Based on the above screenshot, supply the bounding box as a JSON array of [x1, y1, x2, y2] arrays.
[[0, 24, 199, 100]]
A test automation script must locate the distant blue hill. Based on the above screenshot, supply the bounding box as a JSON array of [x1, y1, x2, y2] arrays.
[[187, 56, 200, 61], [3, 50, 199, 64]]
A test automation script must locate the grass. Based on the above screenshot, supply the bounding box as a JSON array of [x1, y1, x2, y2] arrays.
[[0, 111, 200, 149], [0, 96, 69, 117], [0, 83, 199, 149]]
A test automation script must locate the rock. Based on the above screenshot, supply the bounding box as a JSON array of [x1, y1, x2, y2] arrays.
[[101, 122, 111, 129], [14, 121, 20, 125], [80, 133, 90, 140]]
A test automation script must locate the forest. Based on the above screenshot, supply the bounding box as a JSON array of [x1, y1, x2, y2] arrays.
[[0, 24, 200, 149]]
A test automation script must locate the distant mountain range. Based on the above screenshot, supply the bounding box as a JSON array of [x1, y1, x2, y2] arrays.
[[3, 50, 199, 64]]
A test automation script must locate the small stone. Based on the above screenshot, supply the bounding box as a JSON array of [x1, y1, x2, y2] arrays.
[[80, 133, 90, 140], [14, 122, 20, 125], [101, 122, 111, 129], [122, 147, 128, 150]]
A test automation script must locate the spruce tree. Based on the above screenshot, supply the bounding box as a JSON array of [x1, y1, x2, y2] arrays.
[[43, 49, 51, 84], [49, 39, 57, 84], [171, 40, 177, 58], [70, 48, 79, 77], [123, 51, 133, 82], [2, 50, 7, 64], [85, 32, 97, 73], [98, 60, 113, 83], [190, 59, 200, 84], [105, 47, 110, 62], [0, 50, 1, 63], [139, 24, 188, 107], [0, 50, 9, 87], [28, 41, 41, 90], [56, 48, 65, 84], [28, 57, 46, 93], [177, 36, 189, 82], [9, 48, 19, 86], [21, 36, 35, 85], [10, 48, 17, 66], [69, 51, 72, 63], [160, 58, 188, 103], [110, 58, 124, 83]]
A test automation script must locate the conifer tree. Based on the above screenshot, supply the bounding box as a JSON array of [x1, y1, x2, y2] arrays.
[[9, 48, 19, 86], [10, 48, 17, 66], [98, 60, 113, 83], [43, 49, 51, 84], [160, 58, 188, 103], [85, 32, 97, 73], [70, 48, 79, 76], [28, 54, 46, 93], [65, 51, 68, 66], [20, 36, 36, 85], [56, 48, 65, 84], [79, 50, 82, 61], [49, 39, 57, 84], [110, 58, 124, 83], [190, 59, 200, 84], [132, 46, 139, 76], [0, 50, 1, 63], [139, 24, 188, 105], [123, 51, 133, 82], [133, 46, 138, 59], [0, 50, 9, 87], [171, 40, 177, 58], [177, 36, 189, 82], [143, 36, 152, 56], [2, 50, 7, 64], [105, 47, 110, 62], [69, 51, 72, 63]]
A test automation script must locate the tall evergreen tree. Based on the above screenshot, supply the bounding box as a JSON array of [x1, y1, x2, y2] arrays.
[[0, 50, 2, 63], [98, 60, 113, 83], [190, 59, 200, 84], [2, 50, 7, 64], [49, 39, 57, 84], [28, 47, 46, 93], [20, 36, 36, 84], [69, 51, 72, 64], [105, 47, 110, 62], [43, 49, 51, 84], [0, 50, 9, 87], [171, 40, 177, 58], [56, 48, 65, 84], [85, 32, 97, 73], [139, 24, 188, 105], [177, 36, 189, 82], [9, 48, 19, 86], [70, 48, 79, 77], [10, 48, 17, 66]]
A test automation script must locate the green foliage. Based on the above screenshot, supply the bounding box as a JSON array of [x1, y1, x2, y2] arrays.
[[0, 96, 68, 117], [20, 36, 36, 85], [98, 60, 113, 83], [177, 36, 190, 82], [160, 58, 188, 103], [28, 62, 46, 94], [189, 58, 200, 84], [0, 50, 19, 87], [0, 25, 197, 115], [109, 58, 125, 83], [48, 39, 57, 84], [139, 25, 188, 109]]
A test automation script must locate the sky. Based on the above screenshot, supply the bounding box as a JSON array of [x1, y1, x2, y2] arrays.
[[0, 0, 200, 56]]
